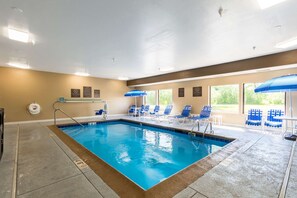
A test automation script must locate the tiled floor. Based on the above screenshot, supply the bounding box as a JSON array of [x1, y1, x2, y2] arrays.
[[0, 116, 296, 198]]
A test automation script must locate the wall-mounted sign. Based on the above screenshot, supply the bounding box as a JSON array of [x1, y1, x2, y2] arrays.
[[94, 89, 100, 98], [193, 86, 202, 97], [83, 86, 92, 98], [178, 88, 184, 97], [71, 89, 80, 98]]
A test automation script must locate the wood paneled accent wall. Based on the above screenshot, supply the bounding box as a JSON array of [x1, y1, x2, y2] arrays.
[[128, 49, 297, 86]]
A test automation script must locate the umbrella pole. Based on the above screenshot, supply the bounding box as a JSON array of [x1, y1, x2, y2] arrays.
[[289, 91, 293, 118], [287, 91, 296, 136], [135, 97, 137, 116]]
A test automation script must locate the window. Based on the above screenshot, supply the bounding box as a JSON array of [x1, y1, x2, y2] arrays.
[[145, 90, 157, 105], [210, 84, 239, 113], [158, 89, 172, 108], [244, 83, 285, 114]]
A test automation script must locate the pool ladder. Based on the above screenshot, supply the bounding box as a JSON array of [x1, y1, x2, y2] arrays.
[[53, 102, 84, 127], [189, 119, 214, 138]]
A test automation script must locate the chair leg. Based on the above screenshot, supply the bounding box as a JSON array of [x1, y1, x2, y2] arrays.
[[210, 121, 214, 134]]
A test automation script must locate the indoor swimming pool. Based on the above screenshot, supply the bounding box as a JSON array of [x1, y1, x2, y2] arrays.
[[59, 120, 231, 190]]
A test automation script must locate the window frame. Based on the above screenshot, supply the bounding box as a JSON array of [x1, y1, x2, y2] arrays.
[[158, 89, 173, 107], [210, 84, 240, 113], [145, 90, 157, 105], [242, 82, 286, 114]]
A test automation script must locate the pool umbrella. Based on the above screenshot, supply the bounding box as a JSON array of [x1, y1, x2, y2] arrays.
[[255, 74, 297, 117], [124, 90, 147, 114], [254, 74, 297, 93], [255, 74, 297, 140]]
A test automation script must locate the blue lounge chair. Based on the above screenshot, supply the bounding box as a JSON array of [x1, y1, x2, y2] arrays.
[[189, 106, 212, 121], [95, 109, 107, 120], [173, 105, 192, 123], [136, 105, 144, 115], [189, 106, 212, 131], [245, 109, 262, 126], [138, 105, 150, 116], [128, 105, 136, 116], [149, 105, 160, 115], [264, 109, 284, 128], [154, 105, 173, 119]]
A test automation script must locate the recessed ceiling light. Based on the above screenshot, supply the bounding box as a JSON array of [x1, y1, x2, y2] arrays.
[[257, 0, 287, 9], [275, 37, 297, 49], [118, 76, 129, 80], [11, 6, 24, 13], [159, 67, 174, 72], [7, 62, 30, 69], [8, 28, 30, 43], [75, 72, 90, 76]]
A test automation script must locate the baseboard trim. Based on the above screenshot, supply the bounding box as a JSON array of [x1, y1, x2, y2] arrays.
[[220, 123, 244, 128], [219, 123, 282, 133]]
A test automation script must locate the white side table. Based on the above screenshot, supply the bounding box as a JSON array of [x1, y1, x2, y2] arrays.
[[274, 116, 297, 134], [212, 115, 222, 125]]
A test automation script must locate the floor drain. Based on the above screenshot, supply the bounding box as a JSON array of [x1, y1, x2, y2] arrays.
[[74, 159, 88, 169]]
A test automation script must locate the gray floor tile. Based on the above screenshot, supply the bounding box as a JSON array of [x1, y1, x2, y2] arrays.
[[84, 170, 119, 198], [192, 192, 208, 198], [49, 132, 79, 160], [4, 124, 18, 130], [0, 126, 18, 198], [286, 145, 297, 198], [1, 127, 17, 162], [257, 135, 293, 147], [190, 139, 291, 198], [1, 117, 295, 198], [173, 187, 197, 198], [17, 124, 81, 195], [0, 160, 15, 198], [49, 131, 92, 173], [17, 174, 103, 198], [286, 164, 297, 198]]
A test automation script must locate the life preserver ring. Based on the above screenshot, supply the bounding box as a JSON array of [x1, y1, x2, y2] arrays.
[[28, 103, 41, 115]]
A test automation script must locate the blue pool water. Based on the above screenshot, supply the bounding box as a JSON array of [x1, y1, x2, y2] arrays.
[[59, 121, 229, 190]]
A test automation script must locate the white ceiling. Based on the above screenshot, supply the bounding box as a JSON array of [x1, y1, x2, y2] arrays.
[[1, 0, 297, 80]]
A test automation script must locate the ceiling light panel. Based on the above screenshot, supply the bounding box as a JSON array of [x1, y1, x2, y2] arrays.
[[75, 72, 90, 76], [275, 37, 297, 48], [8, 28, 30, 43], [159, 67, 174, 72], [118, 76, 129, 80], [8, 62, 30, 69], [257, 0, 287, 9]]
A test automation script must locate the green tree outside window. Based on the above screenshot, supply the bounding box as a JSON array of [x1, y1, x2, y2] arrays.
[[159, 89, 172, 108], [211, 85, 239, 113]]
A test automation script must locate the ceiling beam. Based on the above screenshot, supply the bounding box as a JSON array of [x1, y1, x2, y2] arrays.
[[127, 49, 297, 86]]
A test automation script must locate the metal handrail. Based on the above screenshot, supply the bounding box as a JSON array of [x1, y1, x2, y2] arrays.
[[190, 118, 214, 138], [52, 97, 107, 127], [53, 101, 84, 127]]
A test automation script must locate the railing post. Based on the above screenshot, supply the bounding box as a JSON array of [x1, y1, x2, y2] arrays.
[[54, 109, 56, 125]]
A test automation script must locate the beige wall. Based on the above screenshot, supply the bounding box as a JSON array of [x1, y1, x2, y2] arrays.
[[0, 67, 132, 122], [2, 65, 296, 125], [136, 68, 297, 126]]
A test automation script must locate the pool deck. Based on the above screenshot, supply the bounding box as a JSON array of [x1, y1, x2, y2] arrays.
[[0, 115, 296, 198]]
